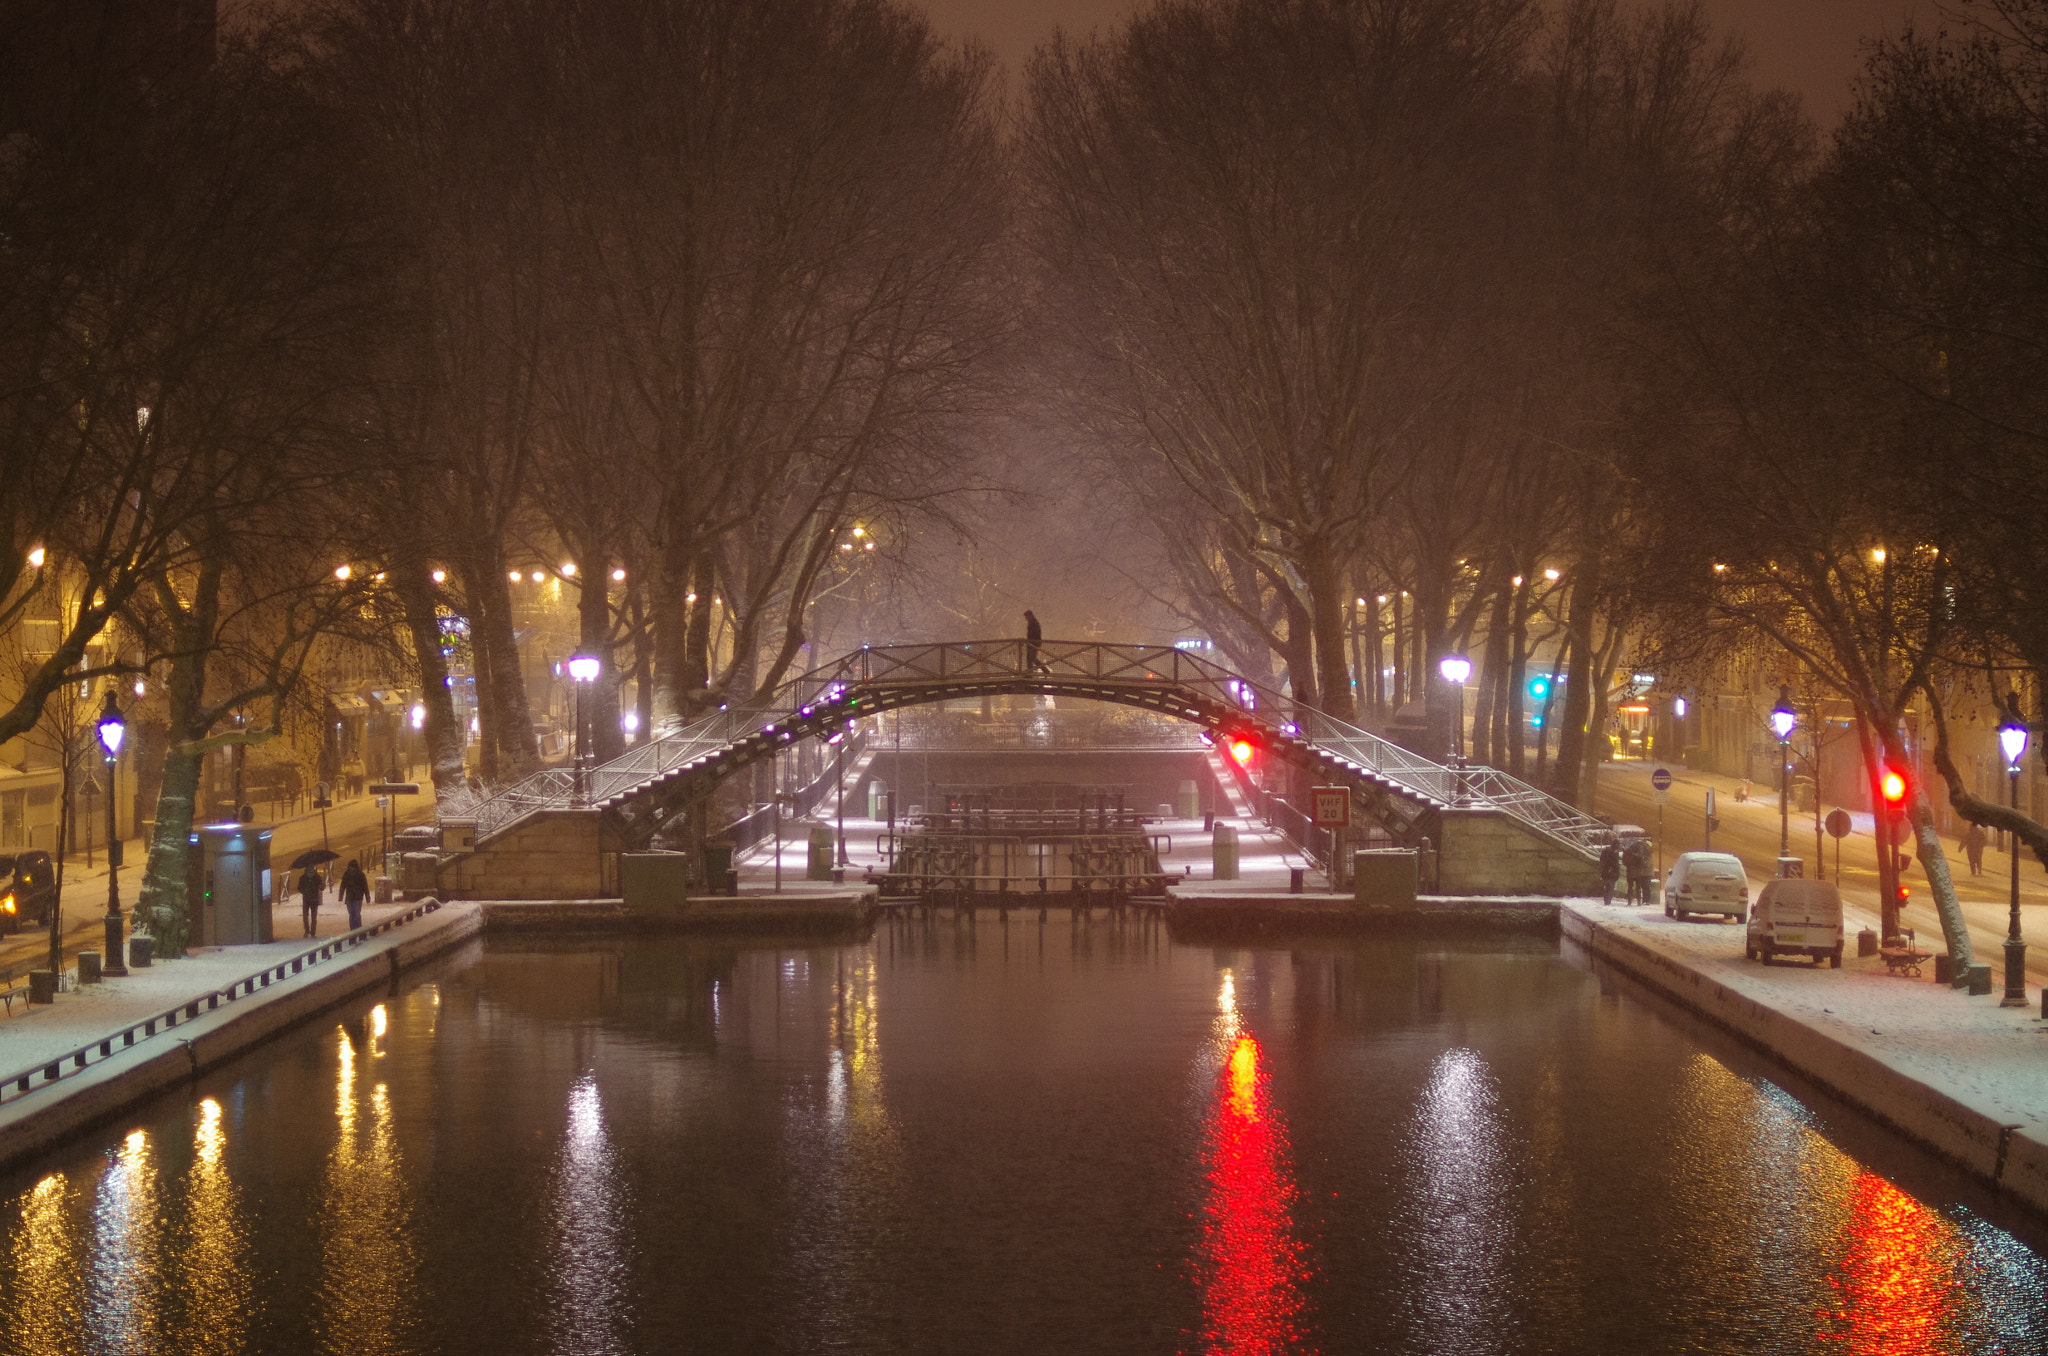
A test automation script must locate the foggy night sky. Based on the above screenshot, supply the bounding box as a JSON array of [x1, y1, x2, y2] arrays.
[[920, 0, 1932, 121]]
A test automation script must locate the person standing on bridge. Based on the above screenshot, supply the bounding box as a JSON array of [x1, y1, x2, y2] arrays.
[[339, 859, 370, 930], [1023, 609, 1051, 675]]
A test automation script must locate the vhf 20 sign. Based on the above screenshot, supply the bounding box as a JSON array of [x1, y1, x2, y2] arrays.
[[1310, 787, 1351, 828]]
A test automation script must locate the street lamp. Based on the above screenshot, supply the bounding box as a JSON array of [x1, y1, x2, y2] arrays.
[[1769, 687, 1797, 876], [96, 689, 127, 976], [1999, 708, 2030, 1009], [1439, 655, 1471, 763], [567, 653, 601, 804]]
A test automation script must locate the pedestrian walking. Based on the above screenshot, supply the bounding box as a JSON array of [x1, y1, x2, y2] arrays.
[[1961, 821, 1987, 876], [1599, 840, 1621, 906], [343, 754, 366, 798], [339, 859, 370, 931], [1023, 609, 1051, 675], [1623, 836, 1652, 906], [297, 866, 324, 937]]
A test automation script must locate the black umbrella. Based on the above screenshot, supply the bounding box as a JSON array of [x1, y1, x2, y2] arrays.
[[289, 848, 340, 869]]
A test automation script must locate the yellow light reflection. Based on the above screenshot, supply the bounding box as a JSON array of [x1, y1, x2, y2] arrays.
[[176, 1098, 248, 1354], [86, 1129, 162, 1349], [1227, 1034, 1260, 1123], [5, 1174, 83, 1354], [316, 1025, 421, 1352], [369, 1002, 388, 1057]]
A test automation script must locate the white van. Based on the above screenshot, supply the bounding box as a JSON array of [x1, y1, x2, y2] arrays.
[[1663, 851, 1749, 921], [1746, 879, 1845, 967]]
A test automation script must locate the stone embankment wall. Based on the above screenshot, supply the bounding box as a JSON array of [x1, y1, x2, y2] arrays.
[[1436, 807, 1601, 896], [432, 808, 619, 900]]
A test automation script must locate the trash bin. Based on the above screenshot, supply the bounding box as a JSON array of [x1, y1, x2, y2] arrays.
[[1354, 849, 1419, 909], [806, 823, 835, 881], [1178, 779, 1201, 820], [702, 839, 737, 896], [28, 970, 56, 1004], [867, 779, 888, 821], [129, 936, 154, 968], [77, 950, 102, 985], [1212, 823, 1239, 881]]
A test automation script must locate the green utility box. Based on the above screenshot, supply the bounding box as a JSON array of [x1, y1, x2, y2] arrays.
[[622, 853, 692, 913], [1353, 848, 1419, 909], [868, 779, 888, 821], [1178, 779, 1201, 820], [1212, 822, 1240, 881], [807, 822, 836, 880]]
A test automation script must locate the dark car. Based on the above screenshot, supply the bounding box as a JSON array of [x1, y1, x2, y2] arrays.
[[0, 851, 58, 934]]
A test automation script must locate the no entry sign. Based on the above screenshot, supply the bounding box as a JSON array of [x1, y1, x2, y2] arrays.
[[1310, 786, 1351, 828], [1650, 767, 1673, 791]]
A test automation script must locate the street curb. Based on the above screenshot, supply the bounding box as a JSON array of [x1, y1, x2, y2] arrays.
[[0, 903, 481, 1178], [1561, 902, 2048, 1222]]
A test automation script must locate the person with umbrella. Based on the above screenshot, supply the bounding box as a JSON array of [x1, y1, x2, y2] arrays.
[[339, 858, 370, 931], [290, 849, 338, 937]]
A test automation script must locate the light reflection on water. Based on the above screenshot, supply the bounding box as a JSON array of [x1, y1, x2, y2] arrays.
[[1407, 1048, 1514, 1355], [315, 1008, 421, 1355], [548, 1075, 631, 1356], [1197, 967, 1310, 1354], [0, 924, 2042, 1354]]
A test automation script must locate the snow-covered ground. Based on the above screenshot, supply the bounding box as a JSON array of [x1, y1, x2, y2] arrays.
[[1564, 895, 2048, 1136]]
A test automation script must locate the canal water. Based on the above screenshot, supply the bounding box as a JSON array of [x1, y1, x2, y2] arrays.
[[3, 915, 2044, 1355]]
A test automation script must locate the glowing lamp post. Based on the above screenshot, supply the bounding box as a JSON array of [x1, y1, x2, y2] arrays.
[[97, 690, 128, 976], [1769, 689, 1797, 876], [1999, 712, 2030, 1009], [567, 653, 601, 804], [1439, 655, 1471, 764]]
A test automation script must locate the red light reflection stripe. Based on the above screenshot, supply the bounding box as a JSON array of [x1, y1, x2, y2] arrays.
[[1197, 1033, 1310, 1354], [1819, 1170, 1960, 1353]]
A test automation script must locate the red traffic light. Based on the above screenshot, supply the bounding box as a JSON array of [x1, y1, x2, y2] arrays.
[[1229, 737, 1256, 767], [1880, 765, 1908, 806]]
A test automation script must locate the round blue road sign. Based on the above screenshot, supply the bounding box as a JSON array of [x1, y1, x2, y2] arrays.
[[1650, 767, 1673, 791]]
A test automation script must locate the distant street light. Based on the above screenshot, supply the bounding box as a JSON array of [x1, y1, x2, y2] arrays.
[[97, 690, 128, 976], [1999, 707, 2030, 1009], [567, 653, 601, 804], [1769, 688, 1797, 875], [1439, 655, 1471, 763]]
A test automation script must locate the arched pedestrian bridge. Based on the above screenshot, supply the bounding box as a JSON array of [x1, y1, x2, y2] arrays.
[[434, 640, 1607, 899]]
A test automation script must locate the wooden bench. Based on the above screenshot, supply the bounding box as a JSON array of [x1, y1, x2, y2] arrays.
[[0, 976, 34, 1015], [1880, 946, 1931, 978]]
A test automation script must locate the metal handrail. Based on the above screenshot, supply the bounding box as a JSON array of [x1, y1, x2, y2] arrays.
[[0, 900, 444, 1105], [452, 639, 1602, 861]]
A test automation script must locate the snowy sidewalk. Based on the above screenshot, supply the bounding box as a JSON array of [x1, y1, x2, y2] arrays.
[[0, 900, 416, 1054], [1564, 896, 2048, 1207]]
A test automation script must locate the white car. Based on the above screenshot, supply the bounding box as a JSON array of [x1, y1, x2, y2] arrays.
[[1746, 879, 1845, 967], [1663, 851, 1750, 921]]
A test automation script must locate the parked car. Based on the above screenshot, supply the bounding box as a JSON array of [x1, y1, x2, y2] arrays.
[[1746, 878, 1844, 967], [1663, 851, 1749, 921], [0, 851, 59, 935]]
